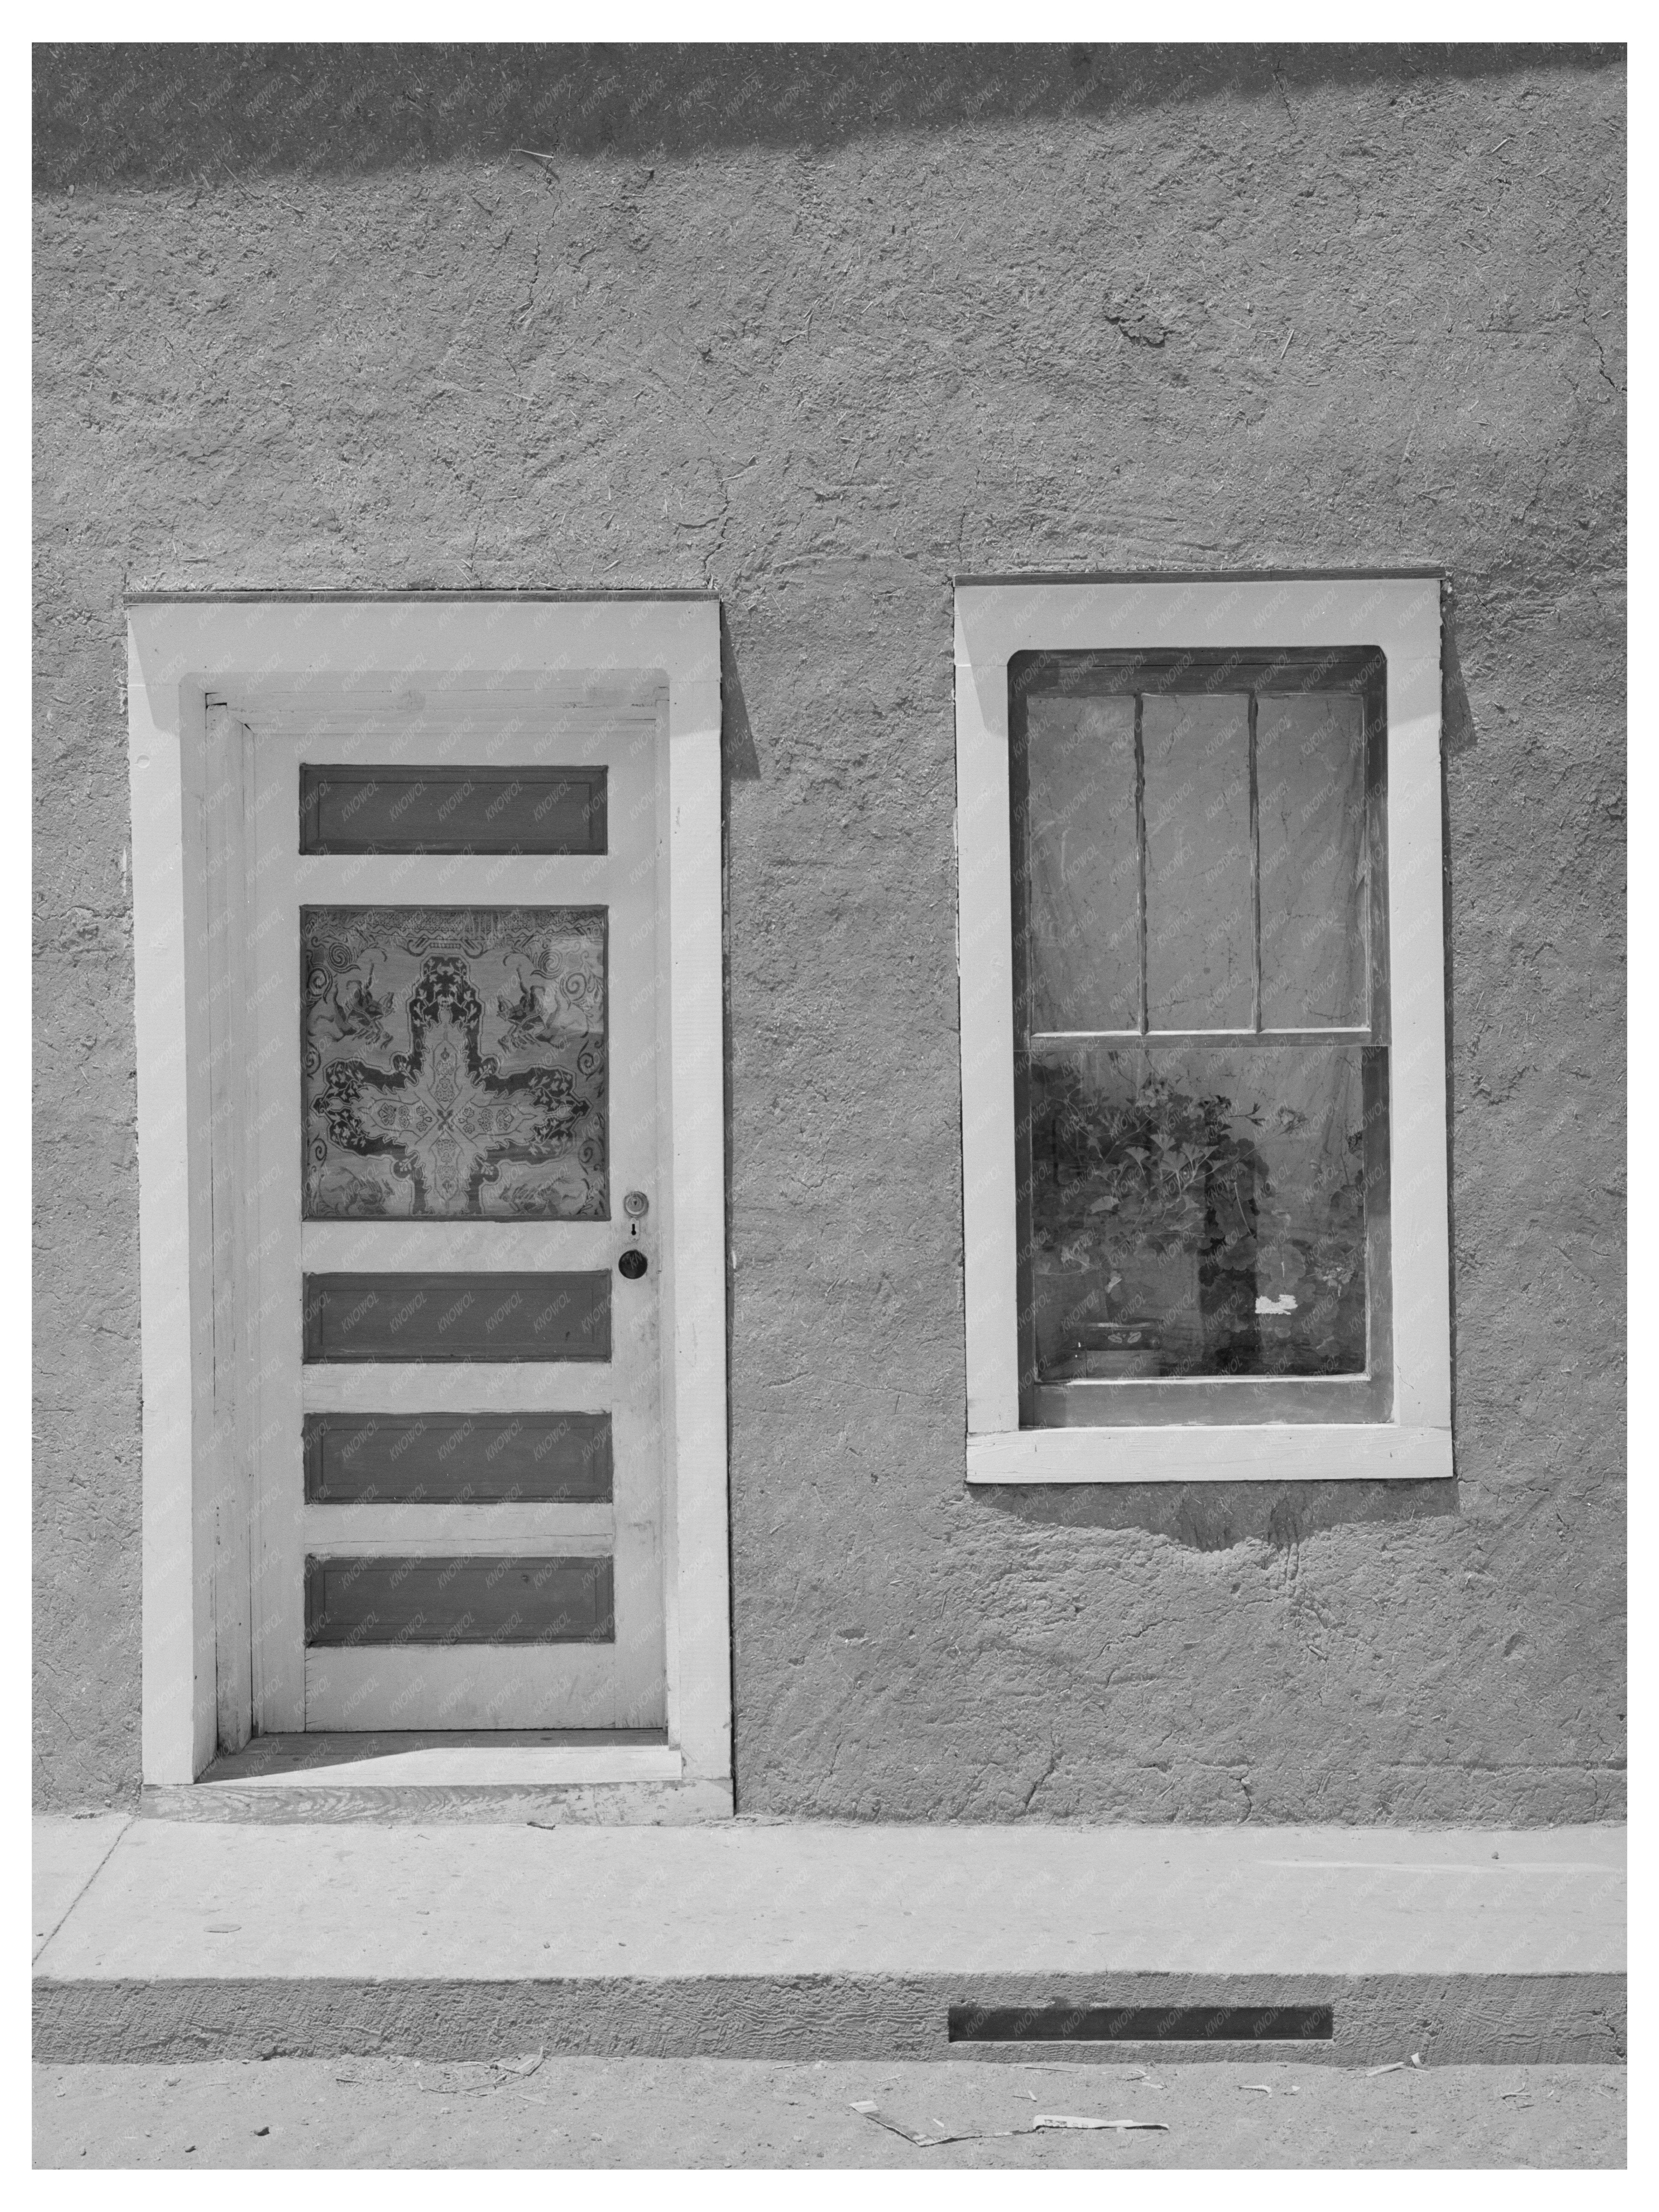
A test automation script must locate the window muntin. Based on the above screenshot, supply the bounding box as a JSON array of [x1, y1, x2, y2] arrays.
[[1010, 648, 1390, 1428]]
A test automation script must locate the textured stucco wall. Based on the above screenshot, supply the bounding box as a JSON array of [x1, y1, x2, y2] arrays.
[[34, 45, 1625, 1817]]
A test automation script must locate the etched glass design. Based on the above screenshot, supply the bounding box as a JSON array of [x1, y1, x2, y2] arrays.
[[302, 906, 607, 1220]]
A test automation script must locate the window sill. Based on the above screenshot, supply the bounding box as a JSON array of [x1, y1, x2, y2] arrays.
[[965, 1424, 1453, 1485]]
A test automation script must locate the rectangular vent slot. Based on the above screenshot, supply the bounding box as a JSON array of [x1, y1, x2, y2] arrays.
[[300, 764, 607, 854], [948, 2004, 1334, 2044]]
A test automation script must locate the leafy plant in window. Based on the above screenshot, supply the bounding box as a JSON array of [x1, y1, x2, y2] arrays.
[[1029, 1060, 1365, 1377]]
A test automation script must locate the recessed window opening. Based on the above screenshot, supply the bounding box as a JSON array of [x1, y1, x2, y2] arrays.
[[1010, 648, 1391, 1431]]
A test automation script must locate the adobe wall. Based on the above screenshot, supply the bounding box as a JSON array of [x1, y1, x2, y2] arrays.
[[33, 45, 1625, 1816]]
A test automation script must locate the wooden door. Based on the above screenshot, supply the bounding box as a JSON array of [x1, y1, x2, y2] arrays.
[[244, 699, 667, 1731]]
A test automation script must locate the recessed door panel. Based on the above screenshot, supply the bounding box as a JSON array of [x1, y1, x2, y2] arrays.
[[302, 1412, 613, 1503], [302, 1271, 613, 1362]]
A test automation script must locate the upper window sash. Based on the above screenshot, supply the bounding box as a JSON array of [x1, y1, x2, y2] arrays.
[[1009, 647, 1389, 1051]]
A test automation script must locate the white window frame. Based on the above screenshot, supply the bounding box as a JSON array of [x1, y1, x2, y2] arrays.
[[955, 575, 1452, 1485], [127, 594, 733, 1802]]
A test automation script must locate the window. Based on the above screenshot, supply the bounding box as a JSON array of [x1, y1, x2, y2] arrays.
[[955, 578, 1451, 1483]]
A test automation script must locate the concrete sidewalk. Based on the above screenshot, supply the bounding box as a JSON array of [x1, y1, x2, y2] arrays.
[[33, 1815, 1626, 2068], [36, 2057, 1628, 2169]]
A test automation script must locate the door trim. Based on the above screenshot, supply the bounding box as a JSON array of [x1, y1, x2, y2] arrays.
[[127, 595, 731, 1807]]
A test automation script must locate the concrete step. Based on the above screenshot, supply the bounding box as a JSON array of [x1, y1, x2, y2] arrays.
[[33, 1815, 1625, 2067]]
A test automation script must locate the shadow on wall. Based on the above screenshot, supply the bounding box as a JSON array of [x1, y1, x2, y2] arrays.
[[722, 607, 762, 786], [34, 42, 1624, 187], [1441, 589, 1476, 1453], [977, 605, 1474, 1557], [975, 1476, 1460, 1551]]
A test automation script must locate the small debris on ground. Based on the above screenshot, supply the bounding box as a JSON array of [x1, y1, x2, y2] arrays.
[[1033, 2115, 1169, 2133], [1240, 2083, 1273, 2094], [849, 2100, 990, 2147], [849, 2100, 1169, 2147], [492, 2051, 546, 2083]]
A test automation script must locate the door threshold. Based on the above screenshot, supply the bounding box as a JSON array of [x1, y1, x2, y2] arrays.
[[188, 1729, 680, 1790], [202, 1730, 672, 1782], [135, 1730, 740, 1822]]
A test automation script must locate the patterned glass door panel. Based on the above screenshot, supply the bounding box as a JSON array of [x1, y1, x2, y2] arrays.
[[302, 906, 609, 1222], [247, 705, 666, 1733]]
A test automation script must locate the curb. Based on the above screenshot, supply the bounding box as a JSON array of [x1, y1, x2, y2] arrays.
[[33, 1970, 1626, 2068]]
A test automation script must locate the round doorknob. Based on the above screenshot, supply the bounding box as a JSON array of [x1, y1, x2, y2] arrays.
[[618, 1249, 648, 1281]]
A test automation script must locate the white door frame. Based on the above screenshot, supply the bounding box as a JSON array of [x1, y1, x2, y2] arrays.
[[126, 595, 731, 1808]]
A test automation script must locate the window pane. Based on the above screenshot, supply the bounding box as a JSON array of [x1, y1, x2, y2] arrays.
[[300, 765, 607, 855], [1023, 693, 1139, 1031], [1026, 1045, 1369, 1380], [1143, 695, 1252, 1028], [1257, 694, 1367, 1027]]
